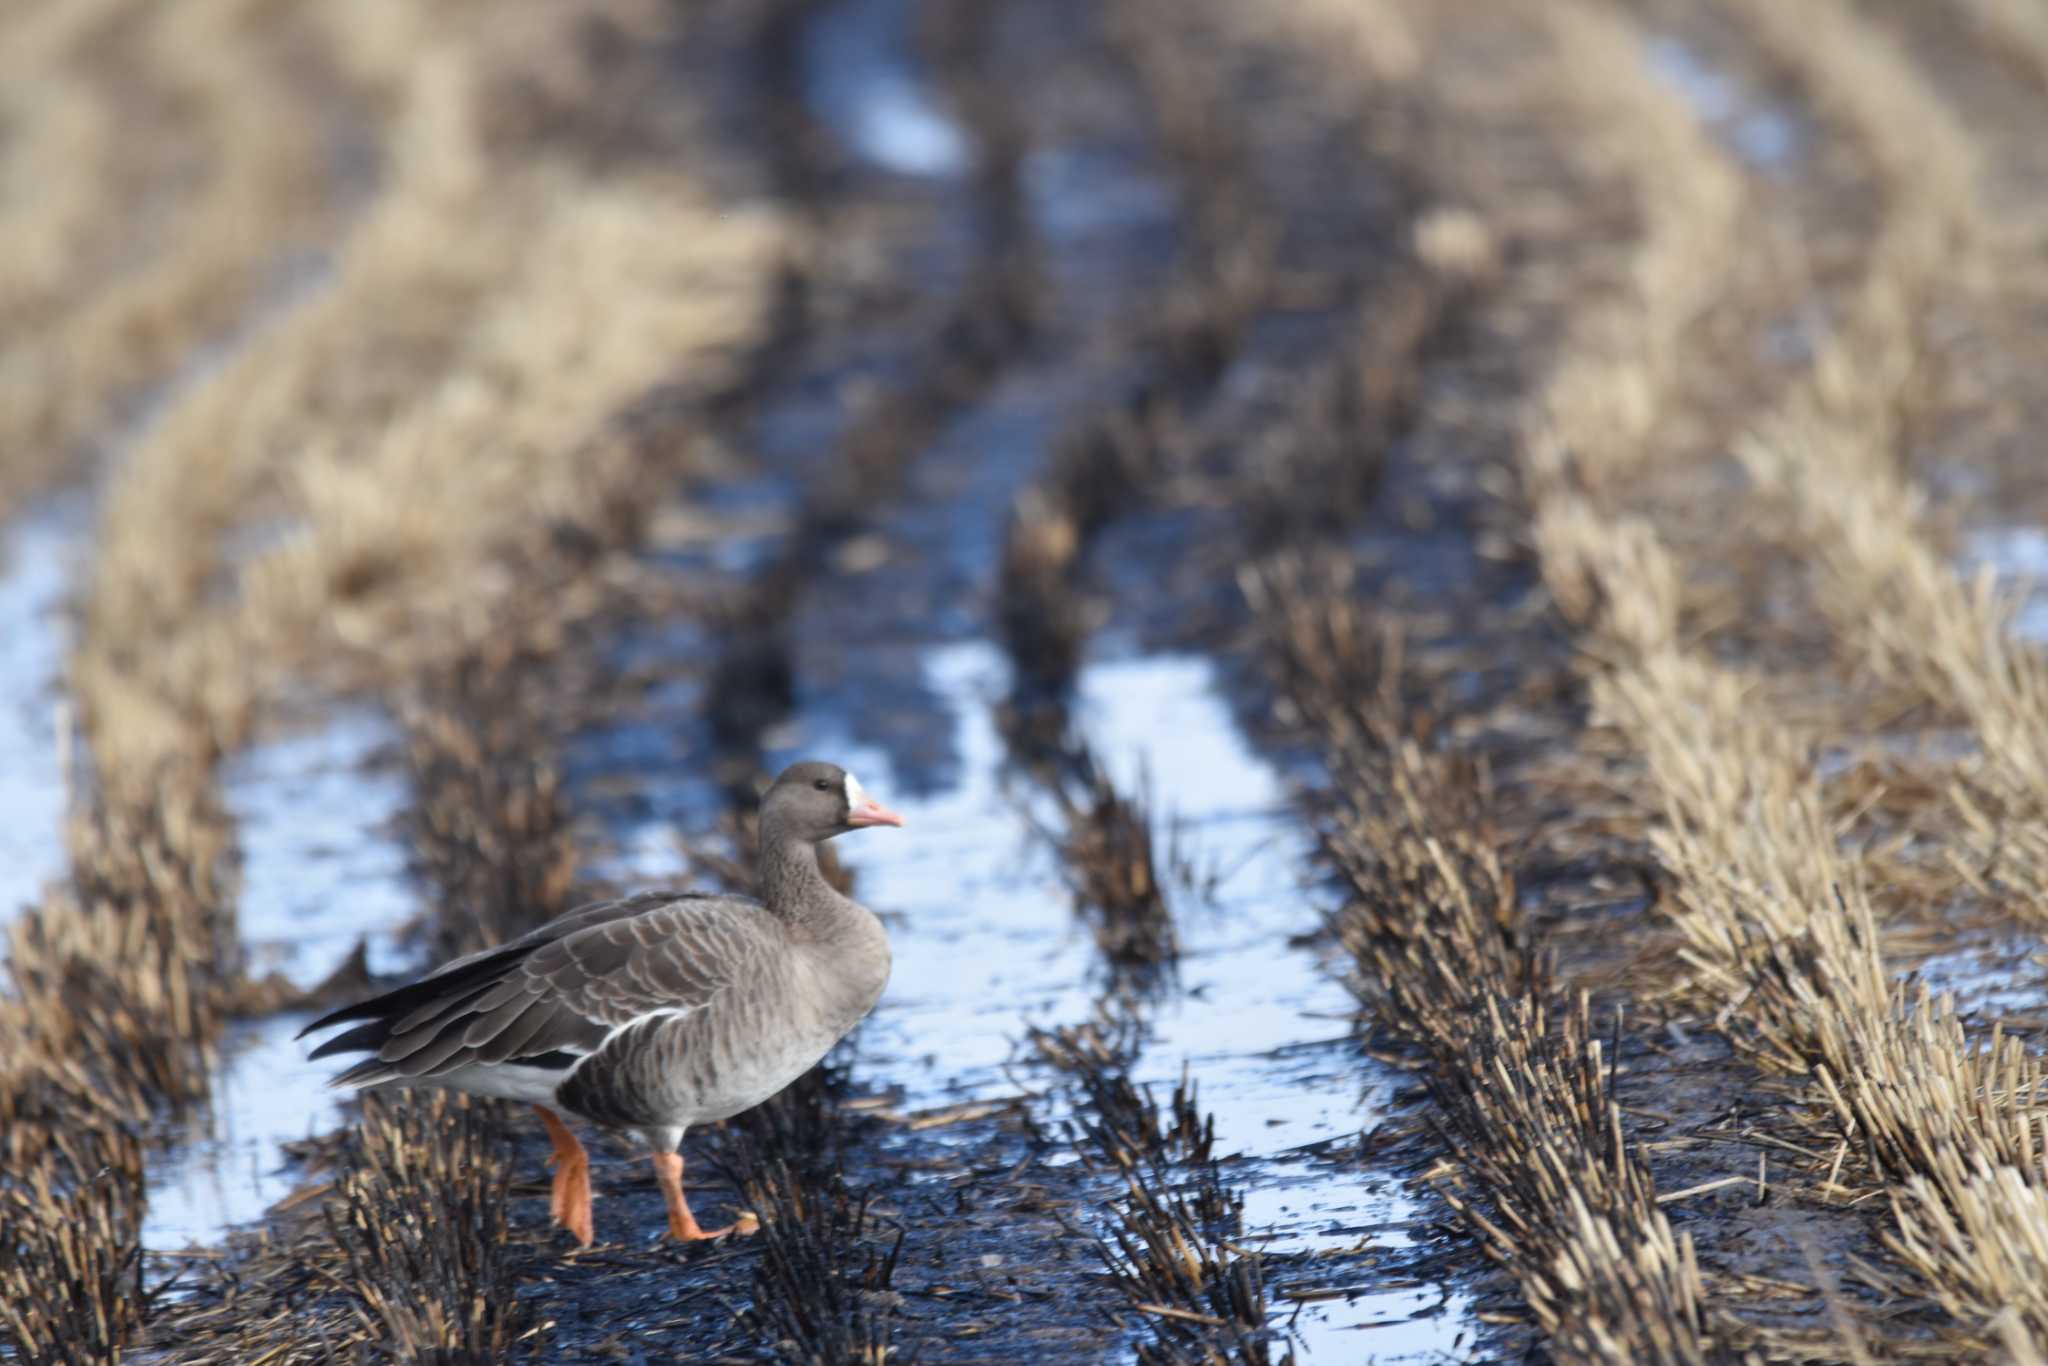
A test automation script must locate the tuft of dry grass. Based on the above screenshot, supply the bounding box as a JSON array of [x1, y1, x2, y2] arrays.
[[1104, 1171, 1283, 1366], [1034, 1024, 1212, 1172], [1035, 1024, 1277, 1364], [0, 782, 236, 1361], [732, 1147, 901, 1366], [403, 655, 580, 960], [0, 1122, 145, 1365], [996, 484, 1091, 698], [1024, 749, 1179, 981], [325, 1093, 520, 1361]]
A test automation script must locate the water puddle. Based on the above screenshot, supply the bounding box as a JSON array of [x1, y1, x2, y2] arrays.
[[144, 1010, 346, 1252], [1643, 35, 1803, 171], [1282, 1278, 1476, 1363], [1907, 937, 2048, 1024], [1077, 655, 1471, 1358], [1958, 524, 2048, 644], [801, 640, 1089, 1101], [777, 642, 1474, 1357], [0, 494, 87, 924], [146, 708, 417, 1251], [803, 0, 970, 177], [1024, 144, 1176, 247], [565, 624, 718, 888], [1074, 654, 1346, 1152], [227, 707, 414, 989]]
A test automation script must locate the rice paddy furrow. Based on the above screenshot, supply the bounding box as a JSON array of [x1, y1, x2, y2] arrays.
[[1516, 1, 2048, 1354]]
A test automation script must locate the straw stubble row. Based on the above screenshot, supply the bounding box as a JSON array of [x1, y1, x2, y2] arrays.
[[1524, 0, 2048, 1353], [1247, 557, 1719, 1365]]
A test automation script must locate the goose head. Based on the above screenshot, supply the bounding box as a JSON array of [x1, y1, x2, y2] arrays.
[[764, 760, 905, 843]]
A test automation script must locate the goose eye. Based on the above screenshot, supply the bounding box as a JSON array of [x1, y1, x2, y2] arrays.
[[814, 778, 831, 791]]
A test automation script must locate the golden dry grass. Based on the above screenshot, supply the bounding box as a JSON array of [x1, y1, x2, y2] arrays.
[[1958, 0, 2048, 97], [1215, 4, 1733, 1357], [1711, 0, 2048, 917], [77, 0, 782, 789], [1485, 0, 2048, 1353], [1522, 1, 1747, 497], [0, 0, 331, 512]]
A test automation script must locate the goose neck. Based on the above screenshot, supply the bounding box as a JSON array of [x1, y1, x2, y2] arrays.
[[759, 827, 840, 929]]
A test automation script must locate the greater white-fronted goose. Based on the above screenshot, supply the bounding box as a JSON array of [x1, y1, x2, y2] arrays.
[[300, 760, 903, 1245]]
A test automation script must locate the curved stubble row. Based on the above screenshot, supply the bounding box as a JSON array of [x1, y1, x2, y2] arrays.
[[1, 4, 785, 1359], [1524, 0, 2048, 1356], [1246, 553, 1717, 1366], [1715, 0, 2048, 925], [0, 0, 338, 512]]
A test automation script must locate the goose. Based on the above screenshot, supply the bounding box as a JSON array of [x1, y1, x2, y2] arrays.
[[299, 760, 903, 1246]]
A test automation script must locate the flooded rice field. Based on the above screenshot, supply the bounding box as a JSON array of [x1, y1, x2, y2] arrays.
[[10, 0, 2048, 1362]]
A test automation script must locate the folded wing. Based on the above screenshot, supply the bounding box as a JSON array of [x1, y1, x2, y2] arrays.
[[301, 892, 762, 1089]]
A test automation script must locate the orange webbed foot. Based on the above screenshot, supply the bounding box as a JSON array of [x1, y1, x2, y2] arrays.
[[535, 1106, 596, 1247], [652, 1151, 759, 1243]]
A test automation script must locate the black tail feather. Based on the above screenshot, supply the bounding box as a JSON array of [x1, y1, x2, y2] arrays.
[[305, 1019, 395, 1061], [295, 945, 528, 1042], [330, 1057, 396, 1089]]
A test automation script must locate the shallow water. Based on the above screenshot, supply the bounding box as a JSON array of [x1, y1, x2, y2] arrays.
[[803, 0, 970, 177], [1959, 524, 2048, 643], [1908, 937, 2048, 1023], [144, 1011, 347, 1252], [229, 708, 415, 989], [1643, 35, 1803, 170], [0, 495, 87, 923], [146, 709, 418, 1251]]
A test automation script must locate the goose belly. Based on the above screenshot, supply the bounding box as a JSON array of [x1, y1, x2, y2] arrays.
[[689, 1030, 839, 1123], [561, 1005, 855, 1130]]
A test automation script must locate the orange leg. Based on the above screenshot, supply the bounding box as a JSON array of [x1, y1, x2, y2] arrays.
[[534, 1105, 594, 1246], [652, 1150, 755, 1242]]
